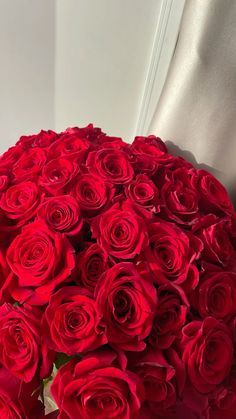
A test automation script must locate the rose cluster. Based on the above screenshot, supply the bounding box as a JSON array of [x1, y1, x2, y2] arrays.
[[0, 124, 235, 419]]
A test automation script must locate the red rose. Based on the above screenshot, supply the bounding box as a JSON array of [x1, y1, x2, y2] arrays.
[[0, 303, 53, 382], [39, 157, 79, 195], [0, 250, 12, 303], [72, 174, 114, 216], [95, 262, 157, 351], [0, 365, 44, 419], [86, 148, 134, 184], [208, 377, 236, 419], [42, 286, 107, 355], [16, 129, 58, 149], [0, 181, 41, 227], [73, 243, 109, 293], [92, 201, 149, 260], [160, 167, 199, 226], [193, 271, 236, 320], [131, 135, 167, 159], [0, 174, 8, 192], [37, 195, 83, 237], [125, 174, 159, 211], [51, 349, 144, 419], [13, 147, 47, 181], [48, 133, 90, 160], [182, 317, 233, 393], [0, 144, 23, 172], [145, 220, 202, 285], [149, 283, 189, 349], [129, 348, 185, 416], [193, 215, 235, 267], [7, 220, 75, 305], [194, 169, 233, 216]]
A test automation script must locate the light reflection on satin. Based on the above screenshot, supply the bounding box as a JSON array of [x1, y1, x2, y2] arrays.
[[149, 0, 236, 203]]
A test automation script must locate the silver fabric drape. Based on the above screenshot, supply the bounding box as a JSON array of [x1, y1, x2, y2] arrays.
[[149, 0, 236, 203]]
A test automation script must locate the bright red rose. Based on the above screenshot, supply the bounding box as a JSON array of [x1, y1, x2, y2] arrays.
[[16, 129, 58, 149], [92, 201, 149, 260], [129, 348, 185, 417], [145, 220, 202, 285], [125, 174, 159, 211], [149, 283, 189, 349], [48, 133, 90, 160], [193, 215, 235, 267], [182, 317, 233, 393], [73, 243, 109, 293], [37, 195, 83, 237], [0, 174, 8, 192], [160, 167, 200, 226], [193, 271, 236, 320], [131, 135, 167, 159], [6, 220, 75, 305], [0, 181, 41, 227], [51, 349, 144, 419], [0, 365, 44, 419], [194, 169, 234, 216], [39, 157, 79, 195], [0, 249, 12, 303], [0, 144, 23, 172], [95, 262, 157, 351], [42, 286, 107, 355], [86, 148, 134, 184], [13, 147, 47, 181], [72, 174, 114, 216], [0, 303, 53, 382]]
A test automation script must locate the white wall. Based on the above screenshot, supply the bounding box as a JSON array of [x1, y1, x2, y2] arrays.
[[0, 0, 55, 153], [55, 0, 161, 142], [0, 0, 183, 153]]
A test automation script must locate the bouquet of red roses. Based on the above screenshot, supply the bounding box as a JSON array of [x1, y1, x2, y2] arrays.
[[0, 124, 235, 419]]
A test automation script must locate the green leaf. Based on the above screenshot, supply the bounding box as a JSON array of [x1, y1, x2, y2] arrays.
[[54, 353, 71, 370]]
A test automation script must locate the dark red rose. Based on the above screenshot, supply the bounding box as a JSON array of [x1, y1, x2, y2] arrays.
[[13, 148, 47, 181], [16, 129, 58, 149], [39, 157, 79, 195], [145, 220, 202, 285], [7, 220, 75, 305], [92, 201, 149, 260], [125, 174, 159, 211], [193, 215, 235, 267], [42, 286, 107, 355], [51, 349, 144, 419], [0, 365, 44, 419], [95, 262, 157, 351], [129, 348, 185, 416], [160, 167, 199, 226], [72, 174, 114, 216], [0, 303, 53, 382], [0, 181, 41, 227], [193, 271, 236, 320], [37, 195, 83, 237], [0, 249, 13, 303], [208, 376, 236, 419], [182, 317, 233, 393], [73, 243, 109, 293], [194, 169, 233, 216], [86, 148, 134, 184], [149, 283, 189, 349]]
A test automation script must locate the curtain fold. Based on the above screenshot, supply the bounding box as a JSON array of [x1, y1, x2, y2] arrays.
[[149, 0, 236, 202]]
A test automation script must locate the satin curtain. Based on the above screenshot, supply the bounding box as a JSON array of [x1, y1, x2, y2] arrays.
[[149, 0, 236, 203]]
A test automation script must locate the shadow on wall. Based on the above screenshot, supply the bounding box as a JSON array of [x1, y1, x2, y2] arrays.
[[165, 140, 236, 208]]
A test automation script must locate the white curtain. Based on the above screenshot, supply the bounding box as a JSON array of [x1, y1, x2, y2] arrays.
[[149, 0, 236, 203]]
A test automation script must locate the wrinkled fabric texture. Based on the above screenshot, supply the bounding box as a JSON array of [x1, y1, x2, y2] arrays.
[[149, 0, 236, 204]]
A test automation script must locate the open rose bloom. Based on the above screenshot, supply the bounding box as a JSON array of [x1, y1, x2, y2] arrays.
[[0, 124, 235, 419]]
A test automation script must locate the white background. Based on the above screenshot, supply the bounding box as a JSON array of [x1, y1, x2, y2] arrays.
[[0, 0, 184, 153]]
